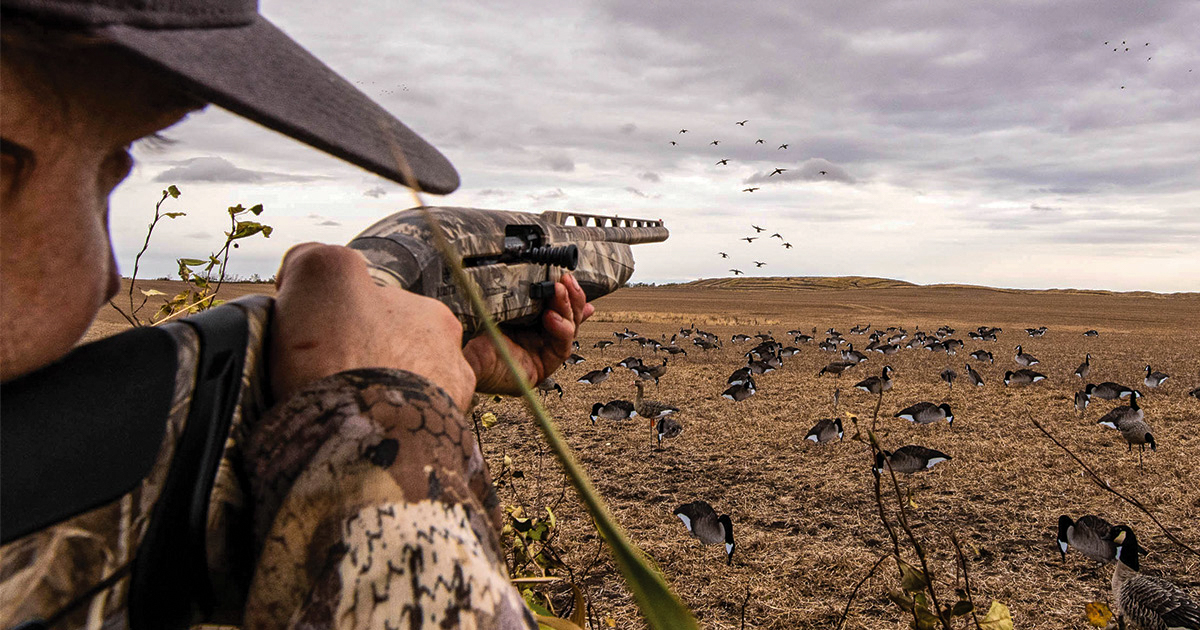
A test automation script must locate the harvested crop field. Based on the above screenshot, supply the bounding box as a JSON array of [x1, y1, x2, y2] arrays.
[[477, 279, 1200, 629], [89, 278, 1200, 628]]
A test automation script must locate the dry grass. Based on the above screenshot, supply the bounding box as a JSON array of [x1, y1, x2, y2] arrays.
[[478, 281, 1200, 629], [87, 278, 1200, 628]]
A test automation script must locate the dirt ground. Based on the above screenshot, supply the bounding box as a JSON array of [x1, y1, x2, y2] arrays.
[[91, 278, 1200, 629]]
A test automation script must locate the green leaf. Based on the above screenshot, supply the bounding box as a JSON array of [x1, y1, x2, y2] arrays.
[[951, 600, 974, 617], [163, 212, 186, 219], [166, 185, 181, 198], [545, 506, 557, 530], [248, 203, 264, 215], [887, 588, 914, 613], [978, 601, 1013, 630], [261, 225, 273, 238], [178, 258, 206, 267], [898, 560, 928, 593]]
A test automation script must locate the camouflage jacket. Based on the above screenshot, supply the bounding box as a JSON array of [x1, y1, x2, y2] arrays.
[[0, 297, 535, 629]]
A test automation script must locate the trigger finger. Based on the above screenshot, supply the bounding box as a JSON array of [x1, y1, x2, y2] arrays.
[[564, 274, 588, 326]]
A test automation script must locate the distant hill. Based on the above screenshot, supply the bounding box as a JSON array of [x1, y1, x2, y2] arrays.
[[677, 276, 918, 291]]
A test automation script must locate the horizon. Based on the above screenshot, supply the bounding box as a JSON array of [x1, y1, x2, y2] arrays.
[[110, 1, 1200, 293]]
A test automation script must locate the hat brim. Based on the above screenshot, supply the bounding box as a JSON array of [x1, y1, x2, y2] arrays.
[[99, 16, 459, 194]]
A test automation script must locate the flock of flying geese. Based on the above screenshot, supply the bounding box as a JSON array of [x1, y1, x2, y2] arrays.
[[534, 322, 1200, 628]]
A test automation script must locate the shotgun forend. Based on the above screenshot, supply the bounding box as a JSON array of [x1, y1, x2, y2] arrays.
[[347, 207, 669, 334]]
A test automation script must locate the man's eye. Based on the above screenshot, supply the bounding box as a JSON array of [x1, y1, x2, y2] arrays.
[[1, 137, 34, 178]]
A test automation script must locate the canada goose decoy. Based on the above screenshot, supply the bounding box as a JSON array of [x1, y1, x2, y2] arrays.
[[728, 367, 753, 386], [1075, 354, 1091, 379], [1014, 345, 1040, 366], [855, 366, 894, 394], [536, 378, 564, 399], [722, 382, 756, 401], [842, 344, 868, 363], [894, 402, 953, 426], [634, 382, 679, 420], [577, 366, 613, 384], [1074, 390, 1090, 415], [1106, 525, 1200, 629], [818, 361, 858, 378], [805, 417, 844, 444], [656, 415, 683, 446], [618, 356, 643, 369], [1144, 365, 1169, 389], [1097, 390, 1144, 430], [673, 501, 735, 565], [564, 353, 586, 365], [1084, 329, 1100, 337], [965, 363, 985, 387], [1101, 393, 1156, 465], [1004, 369, 1047, 387], [970, 350, 994, 364], [635, 358, 669, 385], [1086, 382, 1135, 400], [873, 446, 952, 475], [590, 400, 636, 424], [940, 368, 957, 390], [1057, 514, 1116, 563]]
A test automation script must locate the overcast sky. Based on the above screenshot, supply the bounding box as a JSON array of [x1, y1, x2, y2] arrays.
[[113, 0, 1200, 292]]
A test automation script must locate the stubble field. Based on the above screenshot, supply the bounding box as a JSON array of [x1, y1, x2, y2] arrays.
[[91, 278, 1200, 628]]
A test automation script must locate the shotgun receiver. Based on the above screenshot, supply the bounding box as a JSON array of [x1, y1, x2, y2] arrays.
[[347, 207, 669, 333]]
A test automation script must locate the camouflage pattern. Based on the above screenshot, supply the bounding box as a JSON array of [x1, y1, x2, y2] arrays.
[[348, 206, 669, 334], [1, 293, 533, 628]]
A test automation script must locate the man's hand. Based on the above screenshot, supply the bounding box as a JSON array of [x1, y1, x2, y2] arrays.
[[463, 273, 594, 395], [269, 243, 478, 410]]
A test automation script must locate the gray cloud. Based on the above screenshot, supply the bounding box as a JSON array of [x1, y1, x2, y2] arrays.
[[153, 156, 327, 183], [745, 159, 856, 184], [528, 188, 567, 201], [317, 220, 342, 226], [619, 123, 637, 134], [639, 171, 661, 182], [363, 186, 388, 198], [542, 154, 575, 172]]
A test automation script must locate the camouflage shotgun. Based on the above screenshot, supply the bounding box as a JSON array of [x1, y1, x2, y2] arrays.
[[1, 206, 667, 628]]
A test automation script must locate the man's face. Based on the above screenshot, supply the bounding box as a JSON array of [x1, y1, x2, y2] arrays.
[[1, 42, 200, 381]]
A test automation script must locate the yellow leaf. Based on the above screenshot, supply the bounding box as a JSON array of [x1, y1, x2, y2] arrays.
[[979, 601, 1014, 630], [1086, 601, 1112, 627], [140, 288, 166, 297], [569, 584, 587, 629], [605, 617, 616, 627], [481, 412, 498, 428]]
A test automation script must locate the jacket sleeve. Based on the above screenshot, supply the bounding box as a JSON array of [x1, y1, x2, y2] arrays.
[[241, 368, 536, 630]]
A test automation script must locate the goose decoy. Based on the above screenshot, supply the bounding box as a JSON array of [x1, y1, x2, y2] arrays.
[[577, 366, 613, 384], [635, 358, 669, 385], [1074, 354, 1091, 379], [894, 402, 953, 426], [593, 340, 613, 352], [965, 363, 985, 387], [1084, 329, 1100, 337], [1144, 365, 1169, 389], [940, 368, 957, 390], [722, 382, 756, 401], [1086, 382, 1135, 400], [1097, 390, 1144, 430], [842, 344, 868, 364], [634, 382, 679, 420], [1074, 390, 1090, 415], [1100, 393, 1156, 464], [854, 366, 894, 394], [536, 378, 564, 398], [656, 415, 683, 446], [728, 367, 753, 386], [970, 350, 994, 364], [805, 417, 844, 444], [590, 400, 636, 424], [1014, 345, 1040, 366], [618, 356, 643, 370], [873, 446, 952, 475], [1004, 369, 1047, 387], [818, 361, 858, 378], [1056, 514, 1116, 563], [565, 353, 586, 365], [673, 501, 735, 565], [1106, 525, 1200, 629]]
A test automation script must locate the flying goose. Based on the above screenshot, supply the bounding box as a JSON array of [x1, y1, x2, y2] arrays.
[[970, 350, 994, 364], [1074, 354, 1091, 379], [894, 402, 953, 426], [1144, 365, 1169, 389], [633, 382, 679, 420], [1074, 390, 1090, 415], [590, 400, 636, 424], [965, 363, 985, 387], [1106, 525, 1200, 629], [577, 366, 613, 384], [536, 378, 564, 398], [854, 365, 894, 394], [940, 368, 957, 390], [1086, 382, 1135, 400], [805, 417, 844, 444], [1057, 514, 1116, 564], [1004, 369, 1047, 387], [873, 446, 952, 475], [673, 501, 735, 565], [1097, 390, 1144, 430], [1014, 345, 1040, 366]]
